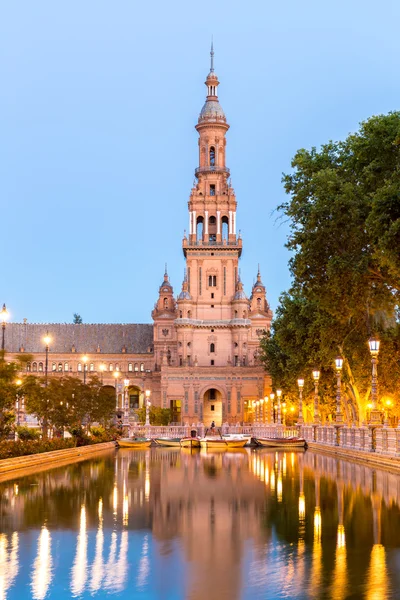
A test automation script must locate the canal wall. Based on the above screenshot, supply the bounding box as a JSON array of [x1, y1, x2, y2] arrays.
[[0, 441, 116, 480]]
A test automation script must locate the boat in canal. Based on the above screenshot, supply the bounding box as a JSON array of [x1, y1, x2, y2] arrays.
[[200, 437, 248, 449], [117, 437, 152, 448], [254, 437, 307, 449], [180, 437, 201, 448], [154, 437, 182, 447]]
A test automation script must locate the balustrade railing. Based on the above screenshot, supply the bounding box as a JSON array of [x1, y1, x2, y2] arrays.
[[125, 422, 400, 458]]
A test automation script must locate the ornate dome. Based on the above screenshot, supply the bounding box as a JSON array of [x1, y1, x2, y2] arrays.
[[178, 290, 191, 300], [199, 100, 226, 121]]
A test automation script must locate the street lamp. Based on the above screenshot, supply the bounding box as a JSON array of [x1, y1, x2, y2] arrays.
[[368, 338, 382, 425], [282, 402, 287, 426], [297, 379, 304, 425], [260, 398, 265, 423], [335, 357, 344, 424], [264, 396, 269, 424], [276, 389, 282, 425], [15, 379, 22, 433], [82, 355, 88, 384], [1, 304, 9, 351], [270, 393, 275, 424], [312, 369, 320, 423], [43, 333, 51, 387], [145, 389, 151, 426], [113, 371, 120, 413], [123, 379, 130, 427]]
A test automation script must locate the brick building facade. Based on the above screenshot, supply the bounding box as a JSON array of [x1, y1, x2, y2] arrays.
[[5, 49, 272, 425]]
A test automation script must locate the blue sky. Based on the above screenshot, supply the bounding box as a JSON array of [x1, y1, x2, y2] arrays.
[[2, 0, 400, 324]]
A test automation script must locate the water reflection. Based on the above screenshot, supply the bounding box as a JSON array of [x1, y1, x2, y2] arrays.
[[31, 526, 52, 600], [0, 448, 399, 598]]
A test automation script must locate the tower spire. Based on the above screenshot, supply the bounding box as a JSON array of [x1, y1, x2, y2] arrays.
[[210, 38, 214, 72]]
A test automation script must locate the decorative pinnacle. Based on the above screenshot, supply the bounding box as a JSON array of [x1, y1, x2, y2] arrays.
[[210, 38, 214, 72]]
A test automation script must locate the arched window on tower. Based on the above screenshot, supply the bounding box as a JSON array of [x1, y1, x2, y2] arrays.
[[209, 146, 215, 166], [257, 297, 262, 310], [196, 216, 204, 242], [210, 343, 215, 353], [164, 298, 168, 309], [222, 216, 229, 241]]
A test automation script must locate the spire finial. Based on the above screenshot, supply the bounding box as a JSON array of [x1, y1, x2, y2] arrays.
[[165, 263, 168, 276], [210, 37, 214, 72]]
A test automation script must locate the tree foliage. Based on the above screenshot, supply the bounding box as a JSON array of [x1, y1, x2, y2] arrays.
[[135, 406, 171, 425], [261, 113, 400, 422], [73, 313, 83, 324], [22, 375, 116, 436]]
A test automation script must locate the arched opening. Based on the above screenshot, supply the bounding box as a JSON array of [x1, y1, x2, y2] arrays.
[[257, 297, 262, 310], [52, 363, 56, 372], [209, 215, 217, 242], [196, 216, 204, 242], [209, 146, 215, 166], [210, 343, 215, 353], [203, 388, 223, 427], [64, 362, 69, 371], [58, 363, 63, 372], [32, 362, 37, 372], [222, 216, 229, 241], [26, 362, 31, 372], [38, 362, 43, 372], [128, 385, 142, 411], [164, 297, 168, 309]]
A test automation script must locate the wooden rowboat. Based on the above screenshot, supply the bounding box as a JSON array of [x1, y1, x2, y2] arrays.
[[255, 437, 307, 449], [180, 437, 201, 448], [200, 438, 228, 448], [117, 438, 152, 448], [224, 438, 248, 449], [154, 437, 182, 447]]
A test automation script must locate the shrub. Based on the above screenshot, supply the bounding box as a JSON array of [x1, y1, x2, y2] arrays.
[[15, 426, 40, 441]]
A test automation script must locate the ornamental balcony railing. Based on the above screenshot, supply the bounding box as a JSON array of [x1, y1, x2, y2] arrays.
[[195, 166, 230, 177], [182, 238, 242, 248]]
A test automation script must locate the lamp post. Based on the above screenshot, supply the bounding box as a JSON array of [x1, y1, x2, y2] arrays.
[[282, 402, 287, 426], [260, 398, 265, 423], [274, 403, 278, 423], [264, 396, 269, 424], [297, 379, 304, 425], [312, 369, 320, 423], [123, 379, 130, 428], [276, 389, 282, 425], [1, 304, 9, 351], [113, 371, 120, 414], [145, 389, 151, 426], [82, 355, 88, 384], [368, 338, 382, 425], [335, 357, 344, 424], [270, 393, 275, 424], [15, 379, 22, 437], [43, 333, 51, 387]]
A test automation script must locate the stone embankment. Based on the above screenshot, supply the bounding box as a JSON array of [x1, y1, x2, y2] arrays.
[[0, 441, 116, 481]]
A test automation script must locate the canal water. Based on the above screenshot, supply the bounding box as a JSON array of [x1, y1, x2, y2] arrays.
[[0, 448, 399, 599]]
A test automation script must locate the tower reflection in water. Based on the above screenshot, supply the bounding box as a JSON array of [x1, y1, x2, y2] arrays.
[[0, 448, 398, 598]]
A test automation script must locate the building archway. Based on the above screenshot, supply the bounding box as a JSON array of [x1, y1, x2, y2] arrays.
[[202, 387, 224, 427], [128, 386, 143, 410]]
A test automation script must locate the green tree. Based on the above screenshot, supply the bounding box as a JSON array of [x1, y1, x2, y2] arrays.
[[135, 406, 171, 425], [262, 113, 400, 422], [73, 313, 83, 324], [0, 352, 33, 439]]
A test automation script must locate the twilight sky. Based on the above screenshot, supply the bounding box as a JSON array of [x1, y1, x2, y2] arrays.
[[2, 0, 400, 324]]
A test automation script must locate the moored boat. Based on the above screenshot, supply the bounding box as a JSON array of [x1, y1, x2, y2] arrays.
[[154, 437, 182, 447], [200, 438, 228, 448], [180, 437, 201, 448], [117, 438, 152, 448], [224, 438, 248, 448], [255, 437, 307, 449]]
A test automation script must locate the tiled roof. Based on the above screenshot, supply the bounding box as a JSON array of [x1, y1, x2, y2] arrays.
[[5, 323, 154, 354]]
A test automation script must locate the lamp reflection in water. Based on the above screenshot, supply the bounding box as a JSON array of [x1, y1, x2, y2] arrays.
[[309, 472, 322, 598], [104, 531, 129, 592], [123, 480, 129, 526], [331, 524, 347, 600], [31, 526, 52, 600], [0, 532, 19, 599], [136, 535, 150, 589], [90, 498, 104, 594], [366, 496, 389, 599], [71, 505, 88, 597]]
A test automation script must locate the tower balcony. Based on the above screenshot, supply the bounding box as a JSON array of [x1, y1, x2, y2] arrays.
[[195, 166, 230, 177], [182, 236, 242, 257]]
